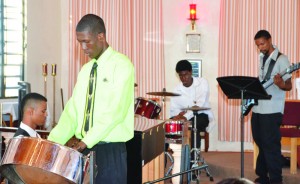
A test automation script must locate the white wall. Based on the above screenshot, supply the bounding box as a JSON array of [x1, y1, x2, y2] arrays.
[[26, 0, 62, 126]]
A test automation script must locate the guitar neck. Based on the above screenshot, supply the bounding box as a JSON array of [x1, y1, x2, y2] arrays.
[[262, 71, 288, 89]]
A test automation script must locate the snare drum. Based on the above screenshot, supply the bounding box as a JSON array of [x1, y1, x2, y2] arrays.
[[134, 97, 161, 119], [165, 120, 184, 144], [165, 120, 183, 135]]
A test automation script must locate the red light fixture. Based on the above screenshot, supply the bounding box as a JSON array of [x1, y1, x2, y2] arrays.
[[190, 4, 197, 20], [189, 4, 197, 30]]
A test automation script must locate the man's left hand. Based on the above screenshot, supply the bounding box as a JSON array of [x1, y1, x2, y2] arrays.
[[74, 141, 87, 152]]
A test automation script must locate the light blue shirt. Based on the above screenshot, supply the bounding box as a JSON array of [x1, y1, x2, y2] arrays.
[[253, 46, 291, 114]]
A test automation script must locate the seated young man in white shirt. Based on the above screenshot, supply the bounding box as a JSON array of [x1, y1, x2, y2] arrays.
[[170, 60, 214, 151], [14, 92, 48, 138]]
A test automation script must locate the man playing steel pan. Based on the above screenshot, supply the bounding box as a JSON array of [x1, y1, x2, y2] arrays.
[[48, 14, 134, 184]]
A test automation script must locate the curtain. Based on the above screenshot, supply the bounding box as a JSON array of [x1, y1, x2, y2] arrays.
[[68, 0, 165, 116], [218, 0, 300, 142]]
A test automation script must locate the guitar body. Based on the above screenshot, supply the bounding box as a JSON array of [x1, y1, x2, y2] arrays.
[[243, 99, 258, 116]]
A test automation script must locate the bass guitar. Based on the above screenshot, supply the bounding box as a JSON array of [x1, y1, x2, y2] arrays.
[[242, 62, 300, 116]]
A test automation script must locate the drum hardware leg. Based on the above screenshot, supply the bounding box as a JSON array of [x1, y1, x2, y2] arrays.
[[89, 151, 96, 184], [164, 151, 174, 176], [190, 110, 214, 182], [144, 165, 208, 184], [162, 96, 165, 119], [160, 88, 166, 119], [164, 120, 185, 181], [82, 151, 97, 184], [200, 156, 213, 181], [79, 157, 83, 184]]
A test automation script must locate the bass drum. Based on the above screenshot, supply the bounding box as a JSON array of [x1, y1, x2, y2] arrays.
[[0, 137, 83, 184], [134, 97, 161, 119]]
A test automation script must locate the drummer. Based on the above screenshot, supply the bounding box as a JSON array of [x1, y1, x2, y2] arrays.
[[14, 93, 48, 138], [170, 60, 214, 151]]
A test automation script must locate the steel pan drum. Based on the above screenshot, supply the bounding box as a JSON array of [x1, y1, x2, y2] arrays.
[[0, 137, 83, 184]]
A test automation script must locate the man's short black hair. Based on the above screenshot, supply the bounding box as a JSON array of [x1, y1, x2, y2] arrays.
[[254, 30, 271, 40], [21, 92, 47, 117], [176, 60, 192, 73], [76, 14, 106, 35]]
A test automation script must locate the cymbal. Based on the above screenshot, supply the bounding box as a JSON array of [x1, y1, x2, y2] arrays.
[[146, 91, 181, 96], [181, 105, 210, 111]]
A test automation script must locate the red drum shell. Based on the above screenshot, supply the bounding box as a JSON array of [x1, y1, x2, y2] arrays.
[[134, 97, 161, 119], [165, 120, 183, 135], [0, 137, 83, 184]]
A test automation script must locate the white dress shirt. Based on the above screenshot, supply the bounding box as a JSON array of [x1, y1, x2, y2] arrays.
[[18, 122, 41, 138], [170, 77, 215, 132]]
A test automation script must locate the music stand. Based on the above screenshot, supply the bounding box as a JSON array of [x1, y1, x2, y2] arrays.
[[216, 76, 271, 178]]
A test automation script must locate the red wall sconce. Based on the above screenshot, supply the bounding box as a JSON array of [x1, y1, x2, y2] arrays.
[[189, 4, 197, 30]]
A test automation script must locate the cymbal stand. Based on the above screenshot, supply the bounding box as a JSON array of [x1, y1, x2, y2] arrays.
[[162, 90, 171, 176], [165, 151, 174, 176], [161, 88, 167, 119], [190, 110, 213, 181], [161, 88, 174, 177]]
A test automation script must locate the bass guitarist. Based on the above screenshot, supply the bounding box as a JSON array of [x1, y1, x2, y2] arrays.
[[252, 30, 292, 184]]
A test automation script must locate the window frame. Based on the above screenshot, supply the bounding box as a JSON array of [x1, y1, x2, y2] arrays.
[[0, 0, 26, 98]]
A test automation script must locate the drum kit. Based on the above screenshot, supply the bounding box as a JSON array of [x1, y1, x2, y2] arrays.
[[134, 88, 213, 182]]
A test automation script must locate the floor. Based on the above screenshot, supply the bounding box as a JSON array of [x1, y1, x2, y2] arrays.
[[164, 151, 300, 184]]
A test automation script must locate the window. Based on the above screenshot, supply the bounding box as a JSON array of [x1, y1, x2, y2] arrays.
[[0, 0, 26, 98]]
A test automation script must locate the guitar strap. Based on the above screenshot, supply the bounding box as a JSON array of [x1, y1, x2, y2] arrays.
[[263, 52, 282, 82]]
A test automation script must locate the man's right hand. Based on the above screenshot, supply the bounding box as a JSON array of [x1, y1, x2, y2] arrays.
[[173, 112, 187, 121], [178, 111, 186, 116]]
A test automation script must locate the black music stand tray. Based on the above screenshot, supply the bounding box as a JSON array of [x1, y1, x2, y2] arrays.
[[216, 76, 271, 178]]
